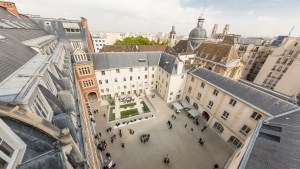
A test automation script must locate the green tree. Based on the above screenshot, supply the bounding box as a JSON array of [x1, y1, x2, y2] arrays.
[[114, 36, 156, 45], [161, 40, 169, 46]]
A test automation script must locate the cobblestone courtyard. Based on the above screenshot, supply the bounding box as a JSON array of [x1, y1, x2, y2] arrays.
[[90, 93, 233, 169]]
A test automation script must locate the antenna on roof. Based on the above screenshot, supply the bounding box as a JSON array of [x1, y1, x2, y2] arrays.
[[288, 26, 295, 37]]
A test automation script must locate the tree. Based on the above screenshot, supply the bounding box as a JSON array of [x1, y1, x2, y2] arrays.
[[114, 36, 156, 45], [161, 40, 169, 46]]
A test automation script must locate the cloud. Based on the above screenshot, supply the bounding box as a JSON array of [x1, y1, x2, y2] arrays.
[[247, 10, 254, 15]]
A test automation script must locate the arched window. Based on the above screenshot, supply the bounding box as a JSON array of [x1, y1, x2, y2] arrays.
[[228, 136, 242, 149], [185, 96, 190, 103], [213, 122, 224, 134], [193, 103, 199, 110]]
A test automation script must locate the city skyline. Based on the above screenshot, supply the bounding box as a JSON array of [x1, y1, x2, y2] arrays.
[[13, 0, 300, 37]]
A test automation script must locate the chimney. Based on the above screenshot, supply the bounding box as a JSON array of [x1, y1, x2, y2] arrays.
[[177, 61, 184, 74], [0, 1, 20, 17]]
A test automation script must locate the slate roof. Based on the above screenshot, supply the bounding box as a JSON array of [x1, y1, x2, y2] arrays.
[[93, 52, 183, 74], [270, 36, 287, 47], [170, 40, 194, 54], [241, 109, 300, 169], [195, 42, 239, 66], [93, 52, 161, 70], [0, 12, 51, 84], [17, 150, 67, 169], [189, 67, 299, 116], [100, 45, 166, 52]]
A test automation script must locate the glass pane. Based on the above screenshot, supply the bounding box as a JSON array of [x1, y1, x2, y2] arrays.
[[0, 141, 14, 157], [0, 157, 8, 169]]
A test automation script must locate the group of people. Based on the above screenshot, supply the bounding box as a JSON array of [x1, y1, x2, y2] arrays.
[[167, 120, 173, 129], [194, 118, 199, 126], [163, 154, 170, 164], [93, 109, 99, 114], [171, 114, 177, 119], [106, 127, 113, 133], [97, 139, 107, 151], [140, 134, 150, 143], [198, 138, 205, 146], [129, 128, 135, 135]]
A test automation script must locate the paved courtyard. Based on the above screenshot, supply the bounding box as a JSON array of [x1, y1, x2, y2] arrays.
[[90, 93, 233, 169]]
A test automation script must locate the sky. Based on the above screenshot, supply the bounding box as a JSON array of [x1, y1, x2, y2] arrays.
[[13, 0, 300, 37]]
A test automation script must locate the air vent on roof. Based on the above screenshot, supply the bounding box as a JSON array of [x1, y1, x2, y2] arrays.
[[18, 74, 32, 77], [262, 124, 282, 132], [258, 132, 280, 143], [165, 61, 169, 65], [138, 59, 146, 62]]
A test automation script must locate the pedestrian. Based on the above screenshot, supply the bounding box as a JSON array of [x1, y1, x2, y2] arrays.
[[191, 128, 194, 132], [169, 124, 172, 129], [199, 138, 202, 143], [214, 164, 219, 169], [121, 141, 125, 148], [185, 124, 187, 128], [103, 113, 106, 118], [201, 125, 207, 132], [99, 132, 101, 137]]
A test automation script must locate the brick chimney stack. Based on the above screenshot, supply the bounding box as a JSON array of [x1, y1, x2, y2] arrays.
[[0, 1, 19, 17]]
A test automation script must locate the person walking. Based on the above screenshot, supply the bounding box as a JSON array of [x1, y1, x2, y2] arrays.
[[184, 124, 187, 128], [121, 141, 125, 148], [191, 128, 194, 132]]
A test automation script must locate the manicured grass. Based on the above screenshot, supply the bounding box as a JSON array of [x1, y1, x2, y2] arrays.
[[109, 107, 115, 121], [141, 101, 150, 113], [121, 108, 139, 119], [120, 102, 136, 109]]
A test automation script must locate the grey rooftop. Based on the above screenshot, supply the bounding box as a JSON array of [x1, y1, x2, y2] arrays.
[[189, 67, 299, 116]]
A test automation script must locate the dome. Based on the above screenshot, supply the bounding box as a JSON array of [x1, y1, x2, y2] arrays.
[[188, 16, 207, 40], [189, 27, 206, 40]]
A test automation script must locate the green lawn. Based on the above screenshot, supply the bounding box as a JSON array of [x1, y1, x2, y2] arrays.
[[109, 107, 115, 121], [120, 102, 136, 109], [141, 101, 150, 113], [121, 108, 139, 119]]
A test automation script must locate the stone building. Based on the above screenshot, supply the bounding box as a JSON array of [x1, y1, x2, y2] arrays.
[[253, 37, 300, 103], [0, 1, 100, 168], [210, 24, 230, 41]]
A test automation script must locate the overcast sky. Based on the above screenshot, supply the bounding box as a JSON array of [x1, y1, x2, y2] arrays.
[[13, 0, 300, 37]]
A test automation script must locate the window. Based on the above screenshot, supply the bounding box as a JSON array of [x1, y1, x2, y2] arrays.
[[191, 77, 194, 82], [229, 99, 237, 107], [240, 125, 251, 135], [213, 89, 219, 96], [152, 67, 155, 71], [71, 41, 82, 49], [106, 88, 109, 92], [181, 75, 184, 79], [228, 136, 242, 149], [114, 78, 117, 82], [271, 65, 276, 70], [130, 76, 132, 81], [83, 79, 94, 88], [193, 103, 199, 110], [294, 42, 298, 46], [288, 50, 294, 55], [287, 59, 294, 65], [170, 92, 173, 95], [123, 77, 126, 82], [188, 86, 192, 93], [116, 69, 120, 73], [99, 80, 102, 84], [74, 53, 87, 62], [283, 67, 288, 73], [124, 86, 127, 89], [101, 71, 105, 75], [263, 79, 268, 84], [251, 112, 262, 121], [129, 68, 133, 72], [32, 94, 49, 119], [166, 82, 168, 87], [138, 76, 140, 80], [282, 59, 288, 64], [0, 139, 14, 169], [201, 82, 205, 88], [222, 111, 229, 120], [152, 74, 154, 78], [294, 51, 300, 58], [145, 75, 148, 79], [207, 101, 213, 109], [101, 89, 104, 92], [78, 67, 91, 75], [197, 93, 201, 100], [105, 79, 108, 84], [267, 72, 272, 77], [145, 67, 148, 71], [185, 96, 190, 103], [276, 58, 281, 63], [213, 122, 224, 134]]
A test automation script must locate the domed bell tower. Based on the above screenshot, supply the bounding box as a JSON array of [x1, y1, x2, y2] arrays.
[[169, 25, 176, 47], [188, 16, 207, 49]]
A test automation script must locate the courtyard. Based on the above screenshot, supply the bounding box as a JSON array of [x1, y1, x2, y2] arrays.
[[90, 92, 233, 169]]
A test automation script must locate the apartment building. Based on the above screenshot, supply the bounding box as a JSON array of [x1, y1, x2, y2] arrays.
[[0, 2, 89, 168], [254, 37, 300, 99], [183, 67, 298, 150], [93, 52, 187, 103], [91, 34, 108, 52]]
